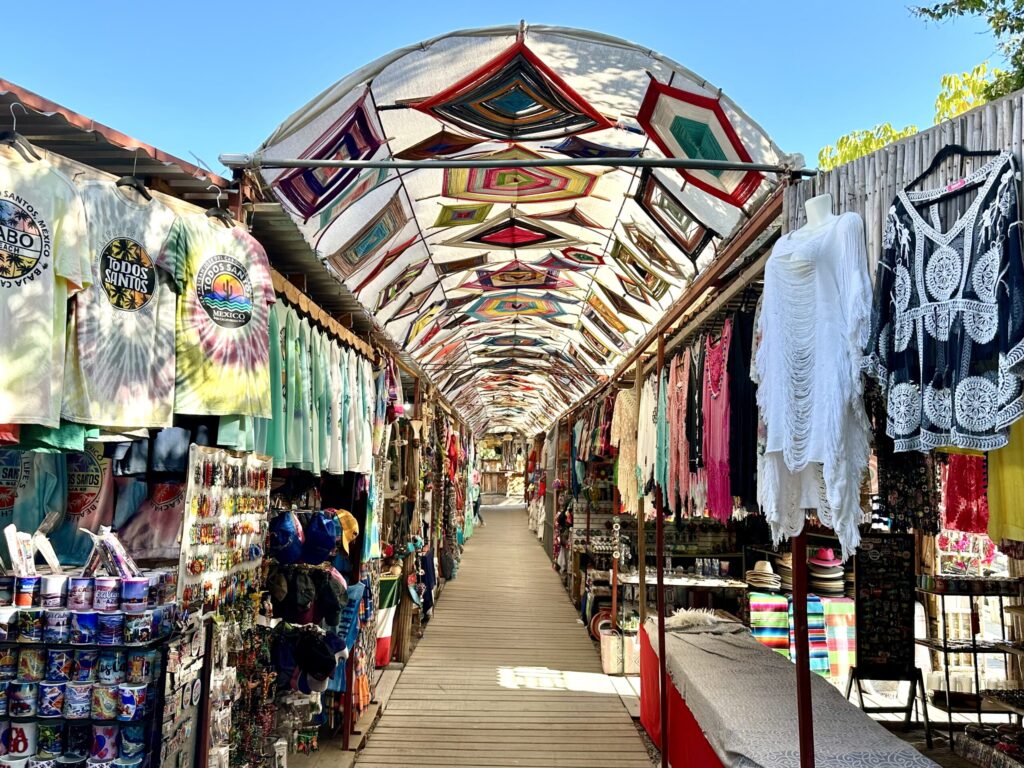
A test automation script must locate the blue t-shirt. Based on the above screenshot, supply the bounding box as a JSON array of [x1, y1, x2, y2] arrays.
[[0, 450, 66, 569]]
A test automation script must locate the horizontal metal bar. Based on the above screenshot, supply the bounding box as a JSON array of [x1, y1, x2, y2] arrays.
[[220, 152, 816, 176]]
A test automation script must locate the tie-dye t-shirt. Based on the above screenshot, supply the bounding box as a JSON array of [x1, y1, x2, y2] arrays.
[[0, 149, 89, 427], [171, 214, 275, 417], [50, 442, 114, 565], [63, 181, 180, 427], [0, 450, 65, 567]]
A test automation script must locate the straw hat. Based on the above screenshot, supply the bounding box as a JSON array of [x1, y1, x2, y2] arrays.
[[809, 548, 842, 567]]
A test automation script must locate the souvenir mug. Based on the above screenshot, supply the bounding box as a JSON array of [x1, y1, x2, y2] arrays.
[[16, 610, 42, 644], [0, 650, 17, 681], [36, 723, 61, 756], [44, 651, 72, 684], [28, 757, 55, 768], [64, 723, 91, 756], [37, 682, 65, 718], [64, 683, 92, 720], [116, 726, 144, 759], [8, 682, 38, 717], [72, 651, 98, 684], [115, 685, 145, 722], [87, 759, 112, 768], [118, 581, 147, 613], [97, 653, 125, 686], [55, 757, 86, 768], [0, 684, 8, 717], [14, 577, 40, 609], [67, 579, 94, 612], [146, 575, 161, 608], [70, 612, 98, 645], [90, 686, 117, 721], [39, 576, 66, 609], [92, 579, 119, 614], [0, 721, 8, 757], [89, 724, 118, 761], [111, 760, 139, 768], [0, 608, 17, 642], [15, 650, 43, 683], [0, 579, 13, 607], [42, 610, 69, 644], [121, 614, 150, 646], [0, 758, 26, 768], [124, 653, 151, 686], [5, 722, 35, 758], [96, 614, 122, 647]]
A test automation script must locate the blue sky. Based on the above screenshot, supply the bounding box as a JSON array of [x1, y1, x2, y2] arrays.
[[3, 1, 997, 173]]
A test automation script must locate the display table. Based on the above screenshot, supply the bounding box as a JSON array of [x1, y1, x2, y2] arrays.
[[620, 573, 748, 590], [640, 619, 939, 767]]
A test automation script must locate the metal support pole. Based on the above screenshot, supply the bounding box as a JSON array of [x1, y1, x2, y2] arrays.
[[655, 333, 669, 768], [792, 532, 816, 768], [636, 356, 647, 627], [220, 152, 817, 176]]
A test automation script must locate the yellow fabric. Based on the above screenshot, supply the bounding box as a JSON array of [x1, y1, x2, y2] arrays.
[[988, 420, 1024, 544]]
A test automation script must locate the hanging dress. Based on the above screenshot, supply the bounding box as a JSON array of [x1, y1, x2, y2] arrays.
[[755, 212, 873, 559], [687, 338, 707, 514], [941, 454, 989, 534], [728, 310, 759, 509], [866, 151, 1024, 452], [703, 318, 733, 521]]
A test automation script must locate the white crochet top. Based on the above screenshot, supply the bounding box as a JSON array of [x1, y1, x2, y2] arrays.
[[754, 211, 872, 559]]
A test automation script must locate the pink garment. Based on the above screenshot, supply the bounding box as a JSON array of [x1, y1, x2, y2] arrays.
[[668, 351, 691, 513], [942, 454, 989, 534], [703, 320, 733, 521]]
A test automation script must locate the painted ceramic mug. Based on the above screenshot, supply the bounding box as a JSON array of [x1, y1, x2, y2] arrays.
[[63, 682, 92, 720], [116, 725, 144, 759], [90, 724, 118, 761], [0, 651, 17, 682], [72, 651, 98, 684], [121, 613, 151, 646], [118, 580, 147, 613], [97, 652, 125, 687], [39, 576, 67, 609], [42, 609, 69, 644], [15, 650, 43, 683], [6, 721, 36, 757], [7, 682, 37, 717], [124, 652, 151, 686], [90, 686, 118, 721], [14, 577, 40, 609], [67, 579, 94, 611], [115, 685, 145, 722], [43, 651, 72, 685], [37, 682, 65, 718], [70, 612, 98, 644], [64, 722, 91, 756], [96, 614, 123, 647], [35, 723, 61, 756], [16, 610, 43, 644], [0, 607, 17, 642]]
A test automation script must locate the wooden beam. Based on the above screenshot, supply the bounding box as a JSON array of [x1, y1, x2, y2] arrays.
[[270, 269, 373, 358]]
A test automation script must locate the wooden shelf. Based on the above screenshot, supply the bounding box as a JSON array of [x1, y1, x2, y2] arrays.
[[981, 693, 1024, 717], [916, 585, 1021, 598], [915, 638, 1008, 654]]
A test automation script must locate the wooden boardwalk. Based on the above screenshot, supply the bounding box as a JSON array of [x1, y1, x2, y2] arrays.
[[356, 503, 654, 768]]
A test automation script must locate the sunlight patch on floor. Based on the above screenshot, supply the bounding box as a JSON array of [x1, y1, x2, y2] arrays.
[[495, 666, 620, 694]]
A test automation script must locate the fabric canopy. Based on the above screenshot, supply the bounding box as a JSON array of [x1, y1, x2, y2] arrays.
[[257, 24, 789, 434]]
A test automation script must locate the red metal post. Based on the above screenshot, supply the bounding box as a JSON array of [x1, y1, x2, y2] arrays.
[[791, 531, 816, 768], [655, 333, 669, 768]]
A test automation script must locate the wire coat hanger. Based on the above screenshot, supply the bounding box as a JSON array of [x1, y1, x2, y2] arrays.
[[0, 103, 41, 162], [205, 184, 235, 226], [907, 144, 1000, 198], [115, 148, 152, 201]]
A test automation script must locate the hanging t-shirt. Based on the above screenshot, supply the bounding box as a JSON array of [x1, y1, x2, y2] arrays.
[[267, 303, 287, 467], [0, 149, 89, 427], [50, 443, 114, 565], [284, 306, 304, 466], [117, 482, 184, 561], [62, 181, 179, 428], [171, 214, 274, 417], [0, 450, 65, 567]]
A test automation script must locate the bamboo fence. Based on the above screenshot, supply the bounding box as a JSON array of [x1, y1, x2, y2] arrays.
[[783, 88, 1024, 273]]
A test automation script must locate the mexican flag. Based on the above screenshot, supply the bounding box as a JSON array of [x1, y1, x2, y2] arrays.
[[375, 574, 401, 667]]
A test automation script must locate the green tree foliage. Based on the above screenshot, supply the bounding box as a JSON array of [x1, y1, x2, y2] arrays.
[[934, 62, 1001, 121], [818, 124, 919, 171], [914, 1, 1024, 99]]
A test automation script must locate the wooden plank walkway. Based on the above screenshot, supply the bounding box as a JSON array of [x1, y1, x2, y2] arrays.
[[356, 503, 654, 768]]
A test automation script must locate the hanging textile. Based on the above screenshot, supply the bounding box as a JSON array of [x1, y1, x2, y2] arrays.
[[703, 318, 733, 521], [667, 353, 688, 515], [728, 309, 758, 509], [755, 212, 872, 559], [790, 595, 830, 677], [866, 384, 940, 535], [942, 454, 989, 534], [867, 151, 1024, 452], [749, 592, 789, 659], [611, 384, 640, 516], [989, 419, 1024, 547], [637, 374, 658, 496], [655, 370, 669, 497]]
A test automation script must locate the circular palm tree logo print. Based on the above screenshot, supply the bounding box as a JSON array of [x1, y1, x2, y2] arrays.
[[0, 199, 44, 281], [100, 238, 156, 311], [196, 255, 254, 328]]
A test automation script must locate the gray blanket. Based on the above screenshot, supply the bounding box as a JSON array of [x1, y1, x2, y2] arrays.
[[645, 620, 938, 768]]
